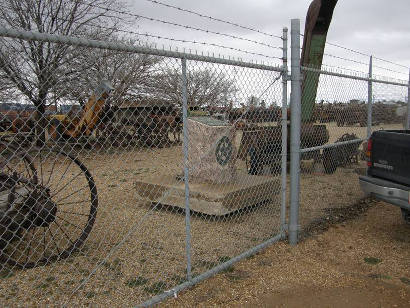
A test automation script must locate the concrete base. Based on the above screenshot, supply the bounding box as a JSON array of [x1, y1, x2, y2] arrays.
[[134, 171, 280, 216]]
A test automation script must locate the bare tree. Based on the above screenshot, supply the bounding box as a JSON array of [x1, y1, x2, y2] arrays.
[[152, 67, 237, 108], [0, 75, 19, 103], [0, 0, 124, 144], [59, 37, 162, 107]]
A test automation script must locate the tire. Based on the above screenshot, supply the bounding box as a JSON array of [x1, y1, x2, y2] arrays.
[[401, 208, 410, 224], [323, 148, 337, 174], [0, 144, 98, 269]]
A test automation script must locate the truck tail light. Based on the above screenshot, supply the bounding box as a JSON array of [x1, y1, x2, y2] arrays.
[[366, 138, 372, 167]]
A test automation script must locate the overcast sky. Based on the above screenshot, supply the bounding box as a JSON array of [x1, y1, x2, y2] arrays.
[[126, 0, 410, 80]]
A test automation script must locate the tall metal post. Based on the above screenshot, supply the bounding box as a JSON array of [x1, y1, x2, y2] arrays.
[[280, 27, 288, 236], [181, 58, 192, 281], [367, 56, 373, 138], [289, 19, 302, 246], [406, 69, 410, 130]]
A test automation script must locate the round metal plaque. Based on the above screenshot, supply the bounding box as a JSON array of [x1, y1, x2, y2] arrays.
[[215, 136, 233, 166]]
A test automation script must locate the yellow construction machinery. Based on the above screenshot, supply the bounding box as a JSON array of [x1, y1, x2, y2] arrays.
[[49, 81, 114, 140]]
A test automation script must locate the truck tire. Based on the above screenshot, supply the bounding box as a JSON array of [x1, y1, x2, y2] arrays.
[[401, 208, 410, 224], [323, 148, 337, 174]]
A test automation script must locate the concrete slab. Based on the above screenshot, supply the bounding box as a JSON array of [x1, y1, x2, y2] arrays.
[[134, 171, 280, 216]]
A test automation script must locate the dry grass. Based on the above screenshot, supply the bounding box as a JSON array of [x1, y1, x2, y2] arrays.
[[0, 122, 404, 306], [164, 201, 410, 307]]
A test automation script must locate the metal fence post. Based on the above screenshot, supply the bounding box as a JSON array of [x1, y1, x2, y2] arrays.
[[280, 27, 288, 236], [181, 57, 192, 281], [407, 68, 410, 130], [367, 56, 373, 138], [289, 19, 302, 246]]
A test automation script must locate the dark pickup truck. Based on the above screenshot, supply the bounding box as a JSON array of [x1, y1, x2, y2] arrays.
[[359, 130, 410, 223]]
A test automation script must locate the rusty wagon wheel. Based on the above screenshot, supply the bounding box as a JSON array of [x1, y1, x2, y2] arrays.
[[0, 142, 98, 269]]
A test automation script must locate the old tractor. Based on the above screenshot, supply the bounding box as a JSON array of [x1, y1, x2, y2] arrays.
[[48, 81, 114, 142], [238, 0, 361, 175]]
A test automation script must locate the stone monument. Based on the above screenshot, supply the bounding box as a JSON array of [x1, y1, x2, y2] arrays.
[[186, 116, 237, 184], [135, 115, 279, 216]]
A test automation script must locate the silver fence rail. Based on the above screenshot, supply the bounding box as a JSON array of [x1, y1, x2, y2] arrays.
[[0, 19, 408, 306]]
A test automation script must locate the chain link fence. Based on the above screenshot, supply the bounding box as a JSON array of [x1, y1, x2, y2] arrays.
[[297, 67, 369, 237], [0, 22, 409, 306], [0, 27, 287, 306], [289, 20, 410, 242]]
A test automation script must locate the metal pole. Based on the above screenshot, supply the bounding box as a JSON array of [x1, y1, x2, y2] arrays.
[[406, 68, 410, 130], [367, 56, 373, 138], [289, 19, 302, 246], [280, 27, 288, 236], [181, 58, 192, 281]]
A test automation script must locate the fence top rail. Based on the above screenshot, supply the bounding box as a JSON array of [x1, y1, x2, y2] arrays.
[[300, 138, 366, 153], [302, 66, 409, 87], [0, 27, 284, 73]]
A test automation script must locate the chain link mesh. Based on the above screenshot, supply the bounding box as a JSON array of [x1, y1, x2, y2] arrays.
[[372, 81, 408, 130], [0, 37, 186, 304], [0, 32, 286, 305], [0, 27, 408, 306], [185, 60, 283, 277], [298, 66, 408, 239]]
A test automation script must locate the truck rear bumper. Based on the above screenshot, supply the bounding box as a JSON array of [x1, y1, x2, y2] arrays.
[[359, 176, 410, 210]]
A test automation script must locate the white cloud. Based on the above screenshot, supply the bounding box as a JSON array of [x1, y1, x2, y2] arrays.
[[126, 0, 409, 78]]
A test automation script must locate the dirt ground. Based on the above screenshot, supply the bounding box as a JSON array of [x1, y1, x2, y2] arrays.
[[0, 122, 406, 306], [165, 201, 410, 307]]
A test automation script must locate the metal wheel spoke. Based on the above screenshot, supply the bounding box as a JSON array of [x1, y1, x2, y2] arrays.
[[39, 152, 44, 185], [53, 159, 74, 192], [56, 215, 83, 231], [47, 227, 61, 256], [58, 199, 90, 206], [43, 228, 47, 260], [45, 158, 58, 187], [23, 159, 33, 179], [54, 185, 89, 204], [5, 165, 14, 174], [50, 171, 85, 198], [54, 220, 75, 247], [59, 209, 89, 216]]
